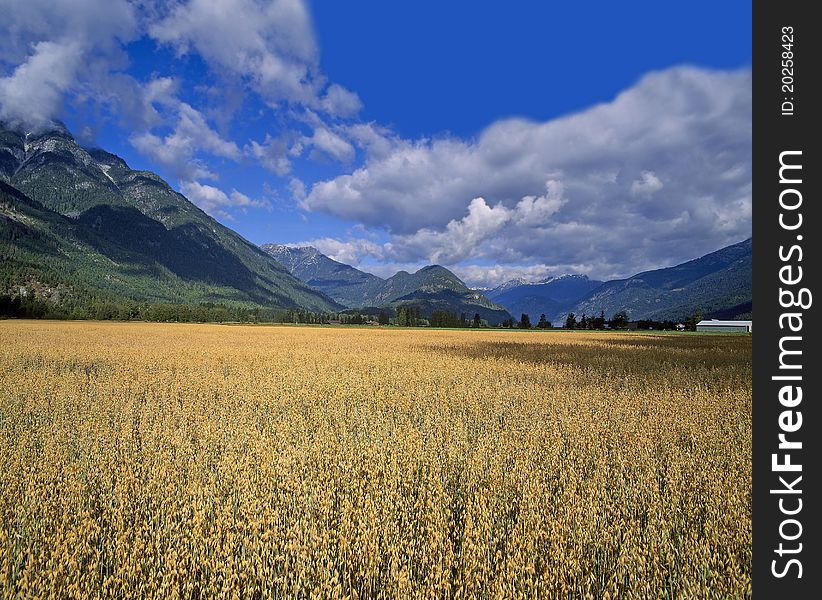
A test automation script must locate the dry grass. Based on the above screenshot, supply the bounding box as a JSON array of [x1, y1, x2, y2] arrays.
[[0, 321, 751, 598]]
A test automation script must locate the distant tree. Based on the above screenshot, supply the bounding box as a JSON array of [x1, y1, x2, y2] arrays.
[[519, 313, 531, 329], [579, 313, 588, 329], [431, 310, 459, 327], [398, 305, 421, 326], [473, 312, 482, 328], [378, 311, 389, 325], [609, 310, 629, 329], [460, 312, 467, 327], [565, 312, 577, 329], [537, 314, 550, 329], [684, 311, 704, 331], [591, 310, 606, 330]]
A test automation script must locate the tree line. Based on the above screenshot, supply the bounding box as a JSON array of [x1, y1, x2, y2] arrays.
[[1, 294, 706, 331], [562, 310, 705, 331], [0, 294, 347, 325]]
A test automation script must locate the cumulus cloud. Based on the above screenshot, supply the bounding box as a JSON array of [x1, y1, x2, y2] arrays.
[[0, 41, 83, 129], [513, 180, 566, 226], [630, 170, 664, 197], [303, 66, 752, 279], [1, 0, 363, 184], [149, 0, 316, 100], [180, 180, 268, 220], [288, 177, 306, 200], [130, 102, 241, 180], [149, 0, 359, 120], [244, 134, 293, 176], [382, 183, 566, 264], [294, 237, 385, 266], [0, 0, 138, 130], [450, 265, 555, 289], [319, 84, 363, 119], [305, 126, 356, 163], [388, 198, 511, 265], [0, 0, 136, 61], [342, 122, 401, 160], [2, 4, 751, 278]]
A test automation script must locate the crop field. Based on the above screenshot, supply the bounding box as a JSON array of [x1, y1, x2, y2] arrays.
[[0, 321, 751, 598]]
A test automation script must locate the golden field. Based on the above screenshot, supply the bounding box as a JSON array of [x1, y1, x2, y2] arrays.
[[0, 321, 751, 599]]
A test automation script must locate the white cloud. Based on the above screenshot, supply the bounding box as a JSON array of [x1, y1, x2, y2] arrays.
[[302, 66, 752, 279], [180, 180, 268, 220], [630, 170, 663, 197], [320, 84, 363, 118], [130, 102, 240, 180], [131, 132, 214, 181], [288, 177, 306, 200], [1, 0, 364, 176], [175, 103, 241, 160], [149, 0, 355, 119], [306, 126, 356, 163], [0, 0, 138, 130], [296, 237, 385, 266], [451, 265, 554, 289], [0, 0, 136, 65], [383, 184, 566, 265], [0, 41, 82, 129], [513, 180, 566, 226], [244, 134, 293, 176], [388, 197, 511, 265], [343, 122, 399, 159], [1, 5, 751, 283]]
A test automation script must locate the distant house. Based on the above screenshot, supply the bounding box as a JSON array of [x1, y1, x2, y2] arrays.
[[675, 323, 686, 331], [327, 320, 341, 325], [696, 319, 752, 333]]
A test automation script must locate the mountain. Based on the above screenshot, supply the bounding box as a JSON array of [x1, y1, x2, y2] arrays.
[[483, 278, 528, 300], [490, 274, 604, 323], [377, 265, 468, 304], [261, 245, 512, 324], [0, 123, 341, 313], [556, 238, 752, 322], [381, 266, 511, 325], [261, 244, 385, 308]]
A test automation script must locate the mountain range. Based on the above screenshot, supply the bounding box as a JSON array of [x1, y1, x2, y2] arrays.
[[1, 123, 340, 313], [264, 239, 752, 325], [476, 239, 752, 323], [485, 275, 604, 322], [262, 245, 512, 324], [555, 237, 752, 322], [1, 121, 751, 325]]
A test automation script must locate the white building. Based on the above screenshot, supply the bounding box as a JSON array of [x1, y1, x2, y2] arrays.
[[696, 319, 752, 333]]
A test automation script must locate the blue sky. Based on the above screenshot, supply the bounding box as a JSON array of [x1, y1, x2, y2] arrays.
[[0, 1, 752, 286]]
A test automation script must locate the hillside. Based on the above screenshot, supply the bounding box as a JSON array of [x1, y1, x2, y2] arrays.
[[490, 275, 604, 323], [556, 238, 752, 322], [262, 245, 512, 324], [483, 278, 528, 300], [0, 123, 341, 313], [261, 244, 385, 308]]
